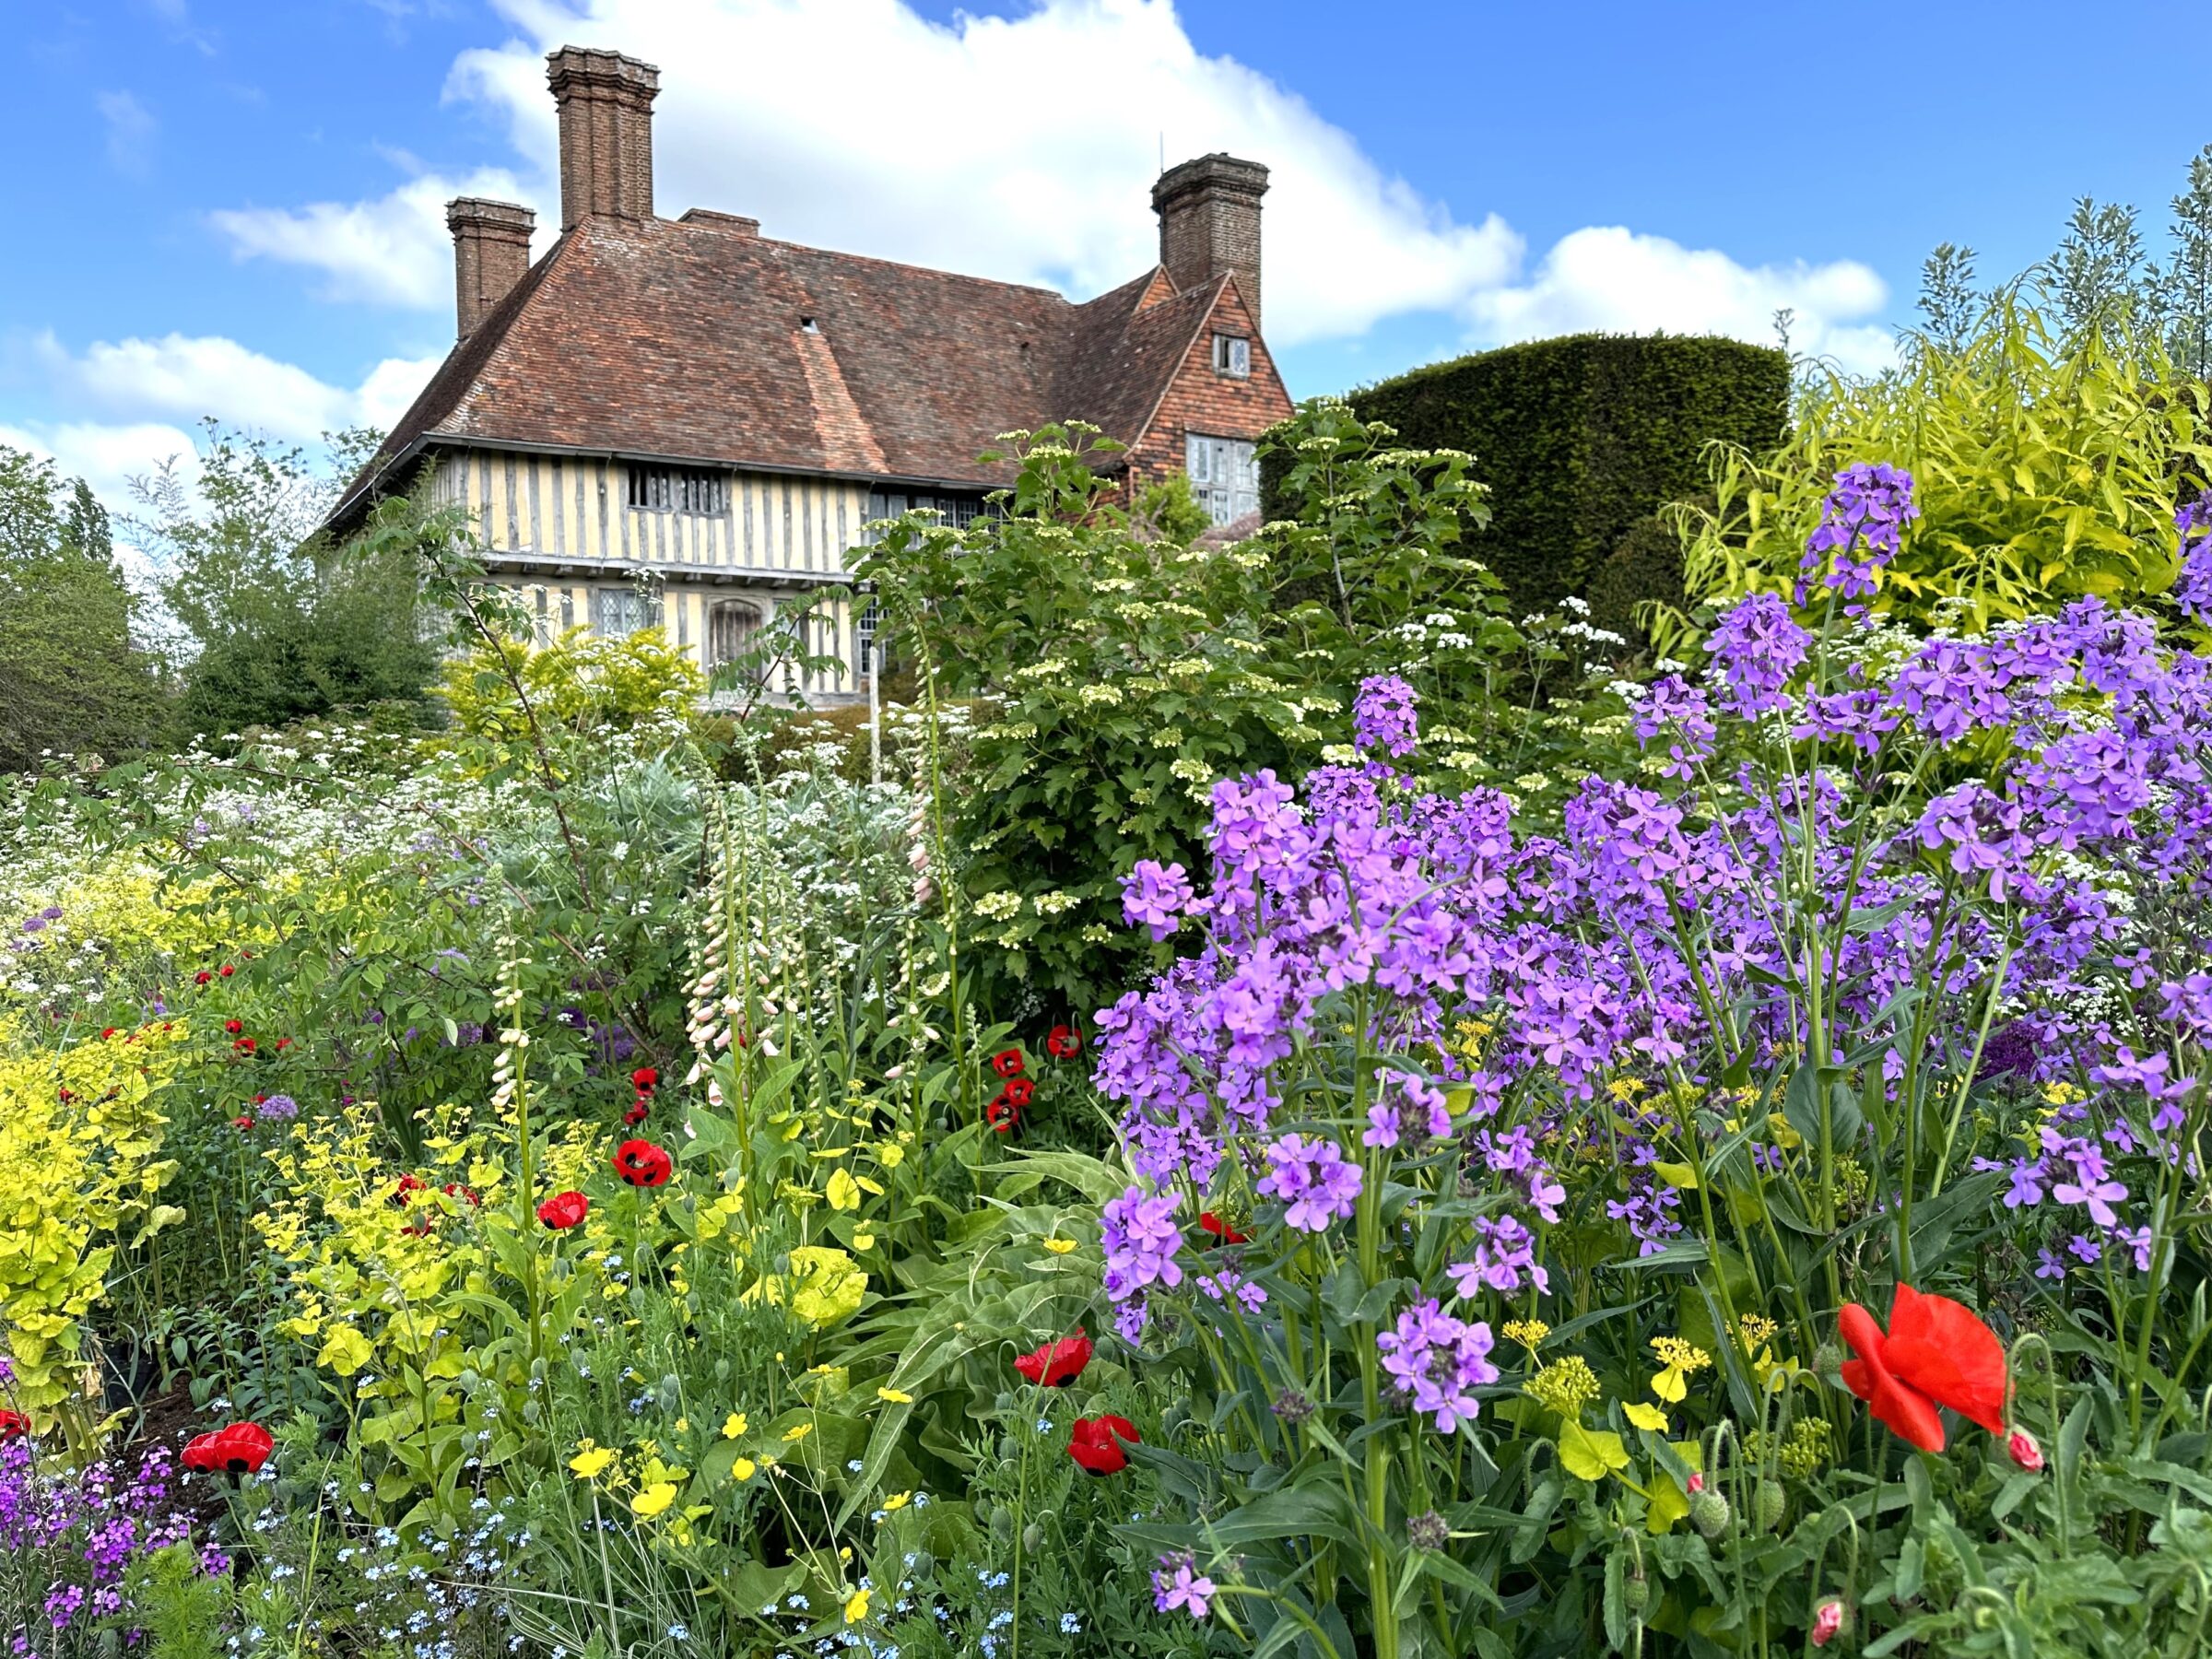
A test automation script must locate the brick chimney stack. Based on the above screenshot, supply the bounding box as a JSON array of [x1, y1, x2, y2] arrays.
[[446, 198, 535, 341], [1151, 154, 1269, 334], [546, 45, 661, 230]]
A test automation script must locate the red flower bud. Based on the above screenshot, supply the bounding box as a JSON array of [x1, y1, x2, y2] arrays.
[[2005, 1426, 2044, 1473]]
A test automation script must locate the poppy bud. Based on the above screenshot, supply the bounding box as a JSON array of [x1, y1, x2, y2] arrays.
[[1021, 1523, 1044, 1555], [1688, 1488, 1731, 1539], [1810, 1339, 1844, 1380], [2005, 1426, 2044, 1473], [1810, 1597, 1850, 1647], [1753, 1477, 1786, 1533], [1622, 1571, 1650, 1614], [219, 964, 234, 977]]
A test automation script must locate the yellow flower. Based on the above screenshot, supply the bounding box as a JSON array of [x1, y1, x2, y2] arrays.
[[1648, 1337, 1712, 1404], [1734, 1314, 1778, 1350], [569, 1442, 616, 1481], [880, 1490, 911, 1512], [1524, 1356, 1601, 1420], [674, 1418, 688, 1434], [782, 1422, 814, 1443], [1041, 1237, 1077, 1255], [852, 1231, 876, 1251], [629, 1481, 677, 1519], [721, 1413, 748, 1440], [843, 1587, 871, 1624], [877, 1386, 912, 1404], [1623, 1402, 1669, 1432], [1501, 1319, 1550, 1350], [826, 1169, 862, 1212], [730, 1456, 758, 1482]]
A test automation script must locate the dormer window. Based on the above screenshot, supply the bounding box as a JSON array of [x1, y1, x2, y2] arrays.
[[800, 316, 820, 334], [1212, 333, 1251, 378], [628, 465, 728, 515]]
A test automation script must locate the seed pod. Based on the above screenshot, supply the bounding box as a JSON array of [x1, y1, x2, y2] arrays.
[[1623, 1572, 1651, 1614], [1021, 1523, 1044, 1555]]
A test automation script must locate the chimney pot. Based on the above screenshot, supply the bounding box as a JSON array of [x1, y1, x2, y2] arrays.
[[546, 45, 661, 230], [1151, 153, 1269, 333], [446, 197, 536, 341]]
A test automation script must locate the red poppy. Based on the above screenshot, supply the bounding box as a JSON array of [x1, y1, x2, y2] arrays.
[[194, 971, 212, 986], [224, 1019, 243, 1036], [232, 1115, 254, 1130], [1046, 1025, 1083, 1060], [537, 1190, 590, 1230], [992, 1048, 1026, 1078], [985, 1094, 1021, 1135], [1838, 1284, 2007, 1453], [233, 1037, 256, 1053], [389, 1173, 428, 1206], [441, 1182, 481, 1207], [100, 1028, 118, 1041], [1001, 1077, 1036, 1108], [622, 1101, 650, 1127], [219, 964, 235, 978], [56, 1088, 73, 1102], [1198, 1211, 1251, 1246], [212, 1422, 274, 1474], [1068, 1414, 1140, 1476], [631, 1066, 659, 1092], [276, 1038, 292, 1052], [0, 1409, 29, 1442], [614, 1138, 674, 1188], [184, 1422, 273, 1476], [1014, 1330, 1093, 1388]]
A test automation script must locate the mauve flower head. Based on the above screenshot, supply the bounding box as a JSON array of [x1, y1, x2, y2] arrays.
[[1353, 674, 1419, 758], [256, 1093, 299, 1122], [1376, 1299, 1498, 1434], [1121, 860, 1196, 941], [1796, 461, 1919, 602], [1704, 594, 1810, 718], [1256, 1134, 1363, 1233], [1100, 1186, 1185, 1303], [2175, 500, 2212, 620]]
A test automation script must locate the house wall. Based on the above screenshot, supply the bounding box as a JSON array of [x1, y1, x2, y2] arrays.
[[1124, 281, 1295, 506], [430, 447, 869, 699]]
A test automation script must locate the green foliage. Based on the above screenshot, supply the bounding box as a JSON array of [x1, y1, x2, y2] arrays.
[[440, 625, 705, 746], [858, 410, 1559, 1018], [1673, 300, 2212, 641], [1333, 331, 1790, 616], [0, 446, 166, 769], [133, 423, 441, 738], [1583, 512, 1686, 658]]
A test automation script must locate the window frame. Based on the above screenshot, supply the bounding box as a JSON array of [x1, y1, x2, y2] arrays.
[[1211, 333, 1252, 379], [1184, 432, 1260, 527], [627, 464, 729, 517]]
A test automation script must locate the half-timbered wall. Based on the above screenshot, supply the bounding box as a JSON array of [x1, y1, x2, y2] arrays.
[[430, 448, 870, 698]]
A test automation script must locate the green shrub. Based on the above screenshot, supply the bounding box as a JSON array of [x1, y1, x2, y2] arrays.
[[1324, 332, 1789, 617], [1672, 300, 2212, 641], [1584, 511, 1689, 658]]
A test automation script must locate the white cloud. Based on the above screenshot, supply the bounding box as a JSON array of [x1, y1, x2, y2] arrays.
[[210, 167, 536, 307], [97, 90, 157, 179], [1465, 226, 1895, 374], [29, 331, 440, 444]]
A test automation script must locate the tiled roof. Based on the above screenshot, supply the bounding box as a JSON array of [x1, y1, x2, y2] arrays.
[[330, 214, 1240, 527]]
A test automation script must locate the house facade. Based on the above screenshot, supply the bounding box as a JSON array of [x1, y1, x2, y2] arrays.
[[324, 45, 1296, 695]]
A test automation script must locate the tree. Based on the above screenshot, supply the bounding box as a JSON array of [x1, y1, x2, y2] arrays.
[[2165, 145, 2212, 381], [0, 448, 166, 770], [2043, 197, 2150, 345], [1914, 242, 1983, 354], [130, 422, 440, 738]]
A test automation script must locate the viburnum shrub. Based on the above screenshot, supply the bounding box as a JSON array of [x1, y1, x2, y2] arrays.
[[1083, 472, 2212, 1654]]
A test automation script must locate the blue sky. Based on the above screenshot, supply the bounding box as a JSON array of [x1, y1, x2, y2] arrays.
[[5, 0, 2207, 516]]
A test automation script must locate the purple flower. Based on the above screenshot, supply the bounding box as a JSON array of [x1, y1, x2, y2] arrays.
[[1795, 461, 1919, 602], [256, 1093, 299, 1122], [1100, 1187, 1184, 1302], [2113, 1225, 2155, 1272], [1361, 1101, 1402, 1148], [2174, 499, 2212, 620], [1376, 1300, 1498, 1434], [1447, 1215, 1549, 1297], [2066, 1233, 2102, 1265], [1704, 594, 1810, 717], [1256, 1135, 1363, 1232], [2002, 1158, 2047, 1209], [2035, 1246, 2067, 1281], [1353, 675, 1419, 758], [1122, 860, 1196, 941], [1151, 1552, 1217, 1619]]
